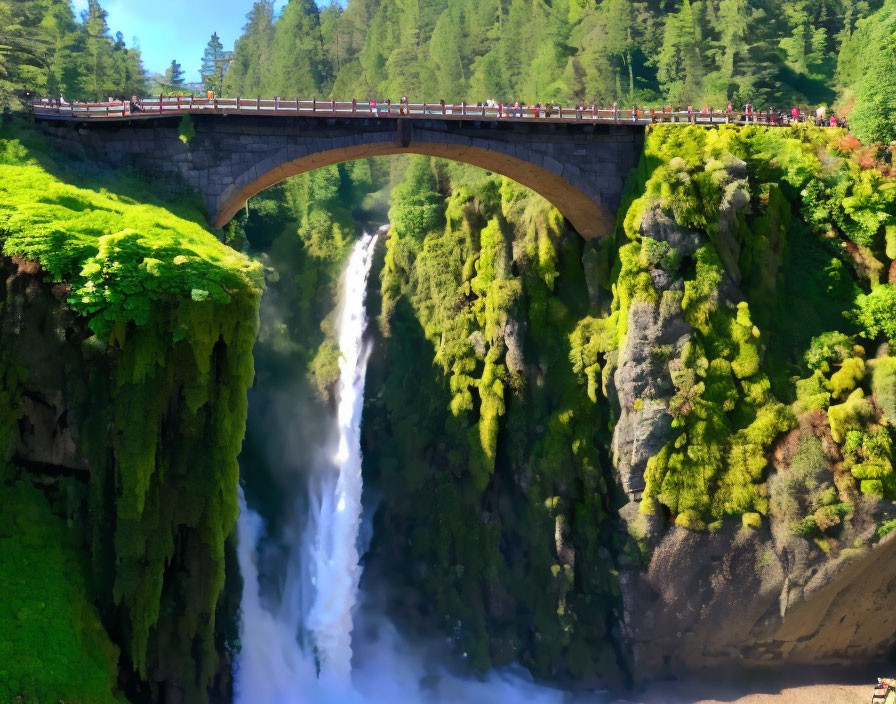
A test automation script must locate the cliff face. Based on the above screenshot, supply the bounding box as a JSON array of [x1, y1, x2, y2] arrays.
[[604, 126, 896, 676], [0, 127, 263, 703], [4, 118, 896, 701]]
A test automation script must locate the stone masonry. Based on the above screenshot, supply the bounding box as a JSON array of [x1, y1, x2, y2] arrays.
[[36, 113, 645, 239]]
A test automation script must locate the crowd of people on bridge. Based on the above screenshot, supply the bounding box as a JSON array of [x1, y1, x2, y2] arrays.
[[35, 92, 848, 128]]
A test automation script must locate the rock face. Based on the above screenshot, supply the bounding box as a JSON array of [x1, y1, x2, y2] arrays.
[[2, 257, 92, 474], [611, 206, 699, 497], [621, 516, 896, 678], [612, 198, 896, 678]]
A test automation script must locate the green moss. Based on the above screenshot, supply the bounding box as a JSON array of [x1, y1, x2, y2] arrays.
[[830, 357, 867, 400], [0, 128, 263, 697], [0, 477, 125, 703], [872, 356, 896, 423], [828, 389, 874, 444]]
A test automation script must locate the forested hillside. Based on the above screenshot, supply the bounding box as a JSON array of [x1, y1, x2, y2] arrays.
[[222, 0, 895, 140]]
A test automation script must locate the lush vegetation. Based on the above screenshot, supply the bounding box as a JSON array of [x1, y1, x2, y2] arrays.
[[0, 477, 125, 704], [583, 125, 896, 527], [0, 127, 263, 701], [222, 0, 891, 129]]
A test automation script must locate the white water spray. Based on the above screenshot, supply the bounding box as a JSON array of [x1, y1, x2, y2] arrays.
[[235, 230, 380, 702], [304, 229, 379, 679]]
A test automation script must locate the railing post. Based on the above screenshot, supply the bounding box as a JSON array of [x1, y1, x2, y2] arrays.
[[236, 96, 240, 111], [461, 101, 466, 116], [275, 96, 279, 112], [331, 99, 335, 113], [613, 105, 618, 123], [159, 94, 163, 114], [312, 97, 317, 112], [441, 99, 445, 115], [177, 94, 181, 111], [257, 96, 260, 110]]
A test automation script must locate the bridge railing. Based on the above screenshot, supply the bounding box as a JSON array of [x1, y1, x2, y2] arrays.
[[31, 97, 802, 126]]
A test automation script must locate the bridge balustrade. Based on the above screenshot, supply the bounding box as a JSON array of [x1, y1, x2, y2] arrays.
[[31, 97, 799, 127]]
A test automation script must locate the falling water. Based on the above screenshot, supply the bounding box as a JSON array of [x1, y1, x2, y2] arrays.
[[235, 227, 569, 704], [304, 229, 379, 678], [235, 230, 380, 703]]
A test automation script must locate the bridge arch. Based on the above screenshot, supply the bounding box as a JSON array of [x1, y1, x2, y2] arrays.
[[216, 137, 616, 240], [35, 113, 643, 240]]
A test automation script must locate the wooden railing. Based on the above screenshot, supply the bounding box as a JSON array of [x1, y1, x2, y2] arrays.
[[31, 96, 804, 127]]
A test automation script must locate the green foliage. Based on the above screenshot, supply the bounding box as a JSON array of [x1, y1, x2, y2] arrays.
[[0, 128, 262, 698], [828, 388, 874, 443], [178, 113, 196, 144], [0, 0, 146, 109], [0, 478, 124, 703], [217, 0, 878, 110], [873, 356, 896, 422], [830, 356, 866, 399], [367, 164, 622, 682], [838, 0, 896, 144], [854, 285, 896, 344], [805, 331, 856, 373]]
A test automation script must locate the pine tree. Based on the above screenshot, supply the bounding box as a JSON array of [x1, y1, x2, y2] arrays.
[[0, 0, 53, 107], [430, 10, 465, 100], [84, 0, 113, 99], [269, 0, 329, 96], [223, 1, 275, 95], [164, 59, 185, 91], [656, 0, 706, 105], [201, 32, 231, 94]]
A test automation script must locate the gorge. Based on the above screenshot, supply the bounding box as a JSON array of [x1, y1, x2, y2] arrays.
[[3, 0, 896, 701]]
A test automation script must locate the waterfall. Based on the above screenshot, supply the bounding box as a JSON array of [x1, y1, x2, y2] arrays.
[[304, 229, 379, 678], [235, 230, 380, 703], [235, 227, 567, 704]]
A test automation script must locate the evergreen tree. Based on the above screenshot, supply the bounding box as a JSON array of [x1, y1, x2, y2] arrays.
[[201, 32, 231, 94], [429, 10, 465, 100], [84, 0, 113, 98], [164, 59, 185, 90], [840, 0, 896, 143], [656, 0, 706, 105], [0, 0, 53, 108], [223, 1, 275, 95], [269, 0, 329, 96]]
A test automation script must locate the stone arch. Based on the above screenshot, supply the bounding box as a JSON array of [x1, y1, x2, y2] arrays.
[[214, 139, 616, 240]]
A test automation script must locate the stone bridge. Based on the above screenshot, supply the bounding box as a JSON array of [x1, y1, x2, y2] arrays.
[[35, 110, 644, 239]]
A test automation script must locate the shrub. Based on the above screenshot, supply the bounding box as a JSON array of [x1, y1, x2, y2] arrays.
[[872, 356, 896, 422], [804, 332, 855, 373], [742, 512, 762, 529], [828, 389, 874, 443], [830, 357, 866, 399], [854, 285, 896, 345]]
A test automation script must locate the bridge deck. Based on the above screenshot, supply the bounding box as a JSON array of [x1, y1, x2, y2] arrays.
[[32, 97, 793, 127]]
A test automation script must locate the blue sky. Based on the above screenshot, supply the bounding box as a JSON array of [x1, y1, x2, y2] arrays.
[[72, 0, 289, 82]]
